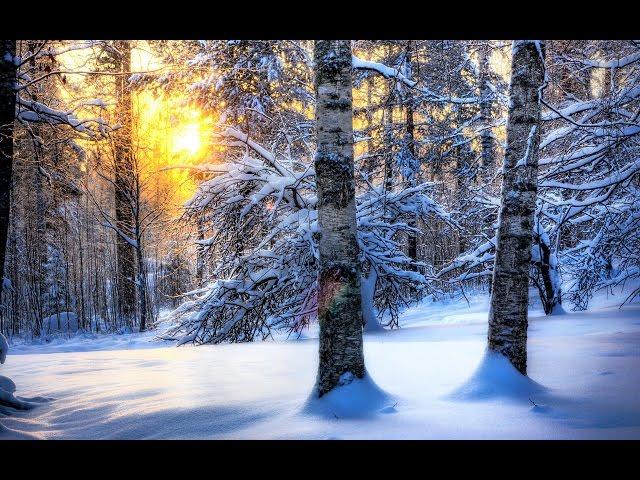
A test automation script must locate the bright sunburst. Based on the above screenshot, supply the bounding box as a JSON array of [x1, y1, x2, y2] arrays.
[[172, 123, 202, 156]]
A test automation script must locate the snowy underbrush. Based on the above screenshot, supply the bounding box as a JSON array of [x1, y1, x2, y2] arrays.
[[5, 310, 178, 355], [6, 326, 173, 355]]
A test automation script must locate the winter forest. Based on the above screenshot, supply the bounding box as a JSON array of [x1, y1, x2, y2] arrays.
[[1, 39, 639, 439]]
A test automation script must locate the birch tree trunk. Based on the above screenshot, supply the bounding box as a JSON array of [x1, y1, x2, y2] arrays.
[[488, 40, 545, 375], [314, 40, 365, 397], [113, 40, 137, 327], [0, 40, 16, 292]]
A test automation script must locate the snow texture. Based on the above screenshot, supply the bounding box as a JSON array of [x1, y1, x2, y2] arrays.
[[1, 287, 639, 439], [303, 371, 393, 419], [447, 350, 547, 402]]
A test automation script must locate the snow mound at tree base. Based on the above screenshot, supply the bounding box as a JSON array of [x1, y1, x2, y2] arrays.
[[0, 392, 34, 413], [551, 304, 567, 315], [303, 371, 395, 419], [446, 350, 547, 402], [0, 375, 45, 413], [0, 375, 16, 393]]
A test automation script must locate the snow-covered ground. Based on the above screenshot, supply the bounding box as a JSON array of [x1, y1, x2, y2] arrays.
[[1, 289, 639, 439]]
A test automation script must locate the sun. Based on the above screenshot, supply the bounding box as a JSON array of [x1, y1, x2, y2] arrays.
[[172, 123, 202, 156]]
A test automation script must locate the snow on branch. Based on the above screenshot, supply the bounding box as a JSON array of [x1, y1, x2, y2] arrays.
[[165, 126, 452, 345], [352, 55, 479, 104], [16, 98, 111, 138]]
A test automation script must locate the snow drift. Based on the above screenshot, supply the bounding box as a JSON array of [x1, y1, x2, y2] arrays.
[[303, 371, 394, 419], [447, 350, 547, 402]]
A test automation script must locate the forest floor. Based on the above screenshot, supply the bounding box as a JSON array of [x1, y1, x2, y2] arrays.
[[1, 289, 640, 439]]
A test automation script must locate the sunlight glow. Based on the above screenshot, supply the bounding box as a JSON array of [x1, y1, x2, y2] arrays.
[[172, 123, 203, 156]]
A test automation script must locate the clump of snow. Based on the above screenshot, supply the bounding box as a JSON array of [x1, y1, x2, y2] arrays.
[[41, 312, 79, 336], [1, 333, 39, 413], [303, 371, 394, 419], [0, 373, 35, 413], [447, 350, 547, 402]]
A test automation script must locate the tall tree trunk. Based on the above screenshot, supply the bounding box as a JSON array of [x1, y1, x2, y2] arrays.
[[365, 76, 374, 160], [133, 167, 148, 332], [361, 74, 384, 330], [382, 43, 396, 201], [314, 40, 365, 397], [453, 104, 469, 257], [488, 40, 545, 375], [0, 40, 16, 294], [404, 42, 418, 267], [113, 40, 137, 327], [136, 240, 148, 332], [478, 42, 495, 182], [27, 41, 56, 328]]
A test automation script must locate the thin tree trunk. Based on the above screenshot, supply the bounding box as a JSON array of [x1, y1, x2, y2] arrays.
[[365, 76, 374, 157], [488, 40, 545, 375], [33, 133, 49, 324], [478, 42, 495, 182], [533, 227, 563, 315], [362, 268, 383, 332], [136, 241, 148, 332], [113, 40, 137, 327], [453, 104, 469, 256], [133, 159, 147, 332], [0, 40, 16, 294], [195, 216, 205, 284], [404, 41, 418, 267], [314, 40, 365, 397], [26, 40, 55, 327], [383, 106, 394, 197]]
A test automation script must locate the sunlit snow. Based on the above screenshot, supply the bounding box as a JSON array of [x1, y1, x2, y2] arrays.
[[1, 290, 639, 439]]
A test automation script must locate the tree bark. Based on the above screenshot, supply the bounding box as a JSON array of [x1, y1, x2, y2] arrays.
[[478, 43, 496, 182], [0, 40, 16, 294], [314, 40, 365, 397], [135, 236, 148, 332], [113, 40, 137, 327], [533, 231, 562, 315], [404, 42, 418, 267], [488, 40, 545, 375], [195, 216, 206, 284], [27, 41, 54, 326]]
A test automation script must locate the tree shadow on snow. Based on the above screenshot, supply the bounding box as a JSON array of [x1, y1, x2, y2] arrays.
[[1, 399, 273, 439]]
